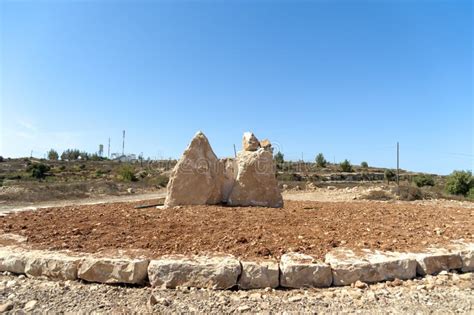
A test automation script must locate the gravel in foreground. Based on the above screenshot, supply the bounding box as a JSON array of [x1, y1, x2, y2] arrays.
[[0, 271, 472, 314]]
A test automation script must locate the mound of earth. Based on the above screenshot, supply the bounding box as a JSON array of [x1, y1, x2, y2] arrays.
[[0, 200, 472, 259]]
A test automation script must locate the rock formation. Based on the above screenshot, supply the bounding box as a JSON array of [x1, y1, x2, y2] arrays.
[[164, 131, 283, 208], [164, 131, 223, 207]]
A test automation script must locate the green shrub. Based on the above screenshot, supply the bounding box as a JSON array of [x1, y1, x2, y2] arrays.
[[315, 153, 327, 168], [384, 169, 396, 183], [413, 174, 435, 187], [28, 163, 51, 179], [361, 161, 368, 168], [468, 187, 474, 200], [118, 165, 137, 182], [340, 159, 352, 172], [445, 170, 473, 196], [396, 185, 424, 201], [59, 165, 66, 171]]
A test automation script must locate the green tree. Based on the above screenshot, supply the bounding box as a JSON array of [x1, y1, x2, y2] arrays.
[[274, 152, 284, 165], [445, 170, 473, 196], [384, 169, 396, 184], [315, 153, 327, 168], [47, 149, 59, 160], [360, 161, 369, 168], [340, 159, 353, 172]]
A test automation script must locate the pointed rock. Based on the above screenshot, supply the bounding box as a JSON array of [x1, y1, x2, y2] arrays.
[[164, 132, 224, 207], [242, 132, 260, 151]]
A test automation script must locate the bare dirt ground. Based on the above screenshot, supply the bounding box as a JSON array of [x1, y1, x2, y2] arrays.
[[1, 199, 472, 260], [0, 272, 472, 313], [0, 190, 166, 217]]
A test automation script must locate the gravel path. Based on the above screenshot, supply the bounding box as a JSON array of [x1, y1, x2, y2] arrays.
[[0, 272, 472, 314]]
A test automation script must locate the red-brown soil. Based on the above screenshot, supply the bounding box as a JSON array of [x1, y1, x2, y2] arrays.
[[0, 200, 472, 259]]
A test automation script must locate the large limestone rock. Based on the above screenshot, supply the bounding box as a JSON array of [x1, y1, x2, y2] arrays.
[[325, 248, 417, 286], [411, 249, 463, 276], [227, 149, 283, 208], [0, 248, 27, 274], [165, 132, 224, 207], [238, 260, 279, 289], [78, 257, 149, 284], [25, 253, 82, 281], [242, 132, 260, 151], [280, 252, 332, 288], [148, 255, 241, 289]]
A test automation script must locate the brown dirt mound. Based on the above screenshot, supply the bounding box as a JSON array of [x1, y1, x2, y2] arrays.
[[0, 200, 472, 260]]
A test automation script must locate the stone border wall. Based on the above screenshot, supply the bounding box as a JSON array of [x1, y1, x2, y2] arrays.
[[0, 241, 472, 290]]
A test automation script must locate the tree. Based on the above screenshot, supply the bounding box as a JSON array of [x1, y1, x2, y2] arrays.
[[47, 149, 59, 160], [340, 159, 352, 172], [445, 170, 473, 196], [98, 144, 104, 157], [361, 161, 369, 168], [274, 152, 284, 165], [315, 153, 327, 168], [384, 169, 396, 184]]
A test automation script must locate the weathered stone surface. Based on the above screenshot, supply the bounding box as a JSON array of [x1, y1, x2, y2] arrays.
[[78, 257, 149, 284], [280, 252, 332, 288], [449, 241, 474, 272], [325, 248, 417, 286], [164, 132, 224, 207], [242, 132, 260, 151], [25, 253, 82, 280], [220, 158, 236, 202], [412, 249, 463, 276], [0, 248, 27, 274], [148, 255, 241, 289], [238, 261, 279, 289], [259, 139, 272, 151], [227, 149, 283, 208]]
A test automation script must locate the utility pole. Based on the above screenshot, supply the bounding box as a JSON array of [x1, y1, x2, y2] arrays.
[[233, 144, 237, 158], [396, 142, 400, 186], [122, 130, 125, 156], [107, 138, 110, 158]]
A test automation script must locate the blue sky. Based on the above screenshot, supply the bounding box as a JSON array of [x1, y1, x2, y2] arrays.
[[0, 0, 472, 174]]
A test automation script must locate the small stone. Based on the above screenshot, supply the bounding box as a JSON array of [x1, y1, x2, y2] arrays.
[[24, 300, 37, 311], [127, 188, 134, 194], [6, 280, 16, 287], [237, 305, 252, 312], [289, 295, 303, 302], [459, 273, 472, 280], [147, 294, 158, 308], [242, 132, 260, 151], [0, 302, 14, 313], [18, 275, 25, 280], [354, 280, 368, 289]]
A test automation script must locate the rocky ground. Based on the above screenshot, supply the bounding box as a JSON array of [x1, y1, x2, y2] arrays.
[[0, 271, 472, 314]]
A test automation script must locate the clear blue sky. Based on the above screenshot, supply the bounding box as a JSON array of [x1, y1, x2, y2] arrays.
[[1, 0, 472, 174]]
